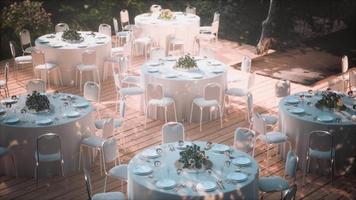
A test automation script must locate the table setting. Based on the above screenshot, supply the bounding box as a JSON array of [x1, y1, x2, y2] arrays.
[[128, 141, 259, 200]]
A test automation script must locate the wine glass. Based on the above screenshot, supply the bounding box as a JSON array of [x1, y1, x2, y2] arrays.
[[299, 94, 305, 104]]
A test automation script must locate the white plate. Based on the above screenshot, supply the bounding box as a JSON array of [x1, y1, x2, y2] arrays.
[[317, 115, 334, 122], [1, 99, 17, 104], [285, 97, 299, 104], [147, 68, 159, 73], [290, 108, 305, 114], [191, 74, 203, 79], [78, 45, 87, 48], [232, 156, 251, 166], [211, 144, 230, 153], [226, 172, 248, 182], [212, 69, 224, 73], [73, 102, 89, 108], [96, 36, 106, 39], [165, 56, 177, 61], [196, 181, 217, 192], [164, 74, 177, 78], [0, 108, 5, 115], [4, 117, 19, 124], [141, 149, 160, 159], [39, 40, 49, 44], [147, 62, 160, 66], [156, 179, 176, 190], [175, 141, 192, 150], [133, 165, 153, 175], [65, 111, 80, 118], [96, 41, 105, 44], [36, 118, 53, 125], [51, 44, 62, 48]]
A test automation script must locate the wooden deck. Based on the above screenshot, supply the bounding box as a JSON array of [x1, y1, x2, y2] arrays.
[[0, 39, 355, 200]]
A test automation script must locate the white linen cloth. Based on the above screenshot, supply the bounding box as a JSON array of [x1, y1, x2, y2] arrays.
[[141, 57, 227, 122], [35, 31, 111, 86], [135, 12, 200, 55], [279, 91, 356, 174], [0, 93, 94, 177], [128, 141, 259, 200]]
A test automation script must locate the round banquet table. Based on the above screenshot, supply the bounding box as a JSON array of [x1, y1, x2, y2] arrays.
[[128, 141, 259, 200], [141, 57, 227, 122], [135, 12, 200, 55], [0, 93, 94, 177], [279, 91, 356, 174], [35, 31, 111, 86]]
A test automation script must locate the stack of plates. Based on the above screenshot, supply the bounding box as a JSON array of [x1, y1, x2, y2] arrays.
[[196, 181, 217, 192], [156, 179, 176, 190], [317, 115, 334, 122], [36, 118, 53, 125], [64, 111, 80, 118], [133, 165, 153, 175], [4, 117, 20, 124], [211, 144, 230, 153], [232, 156, 251, 166], [141, 149, 160, 159], [289, 108, 305, 114], [226, 172, 248, 182]]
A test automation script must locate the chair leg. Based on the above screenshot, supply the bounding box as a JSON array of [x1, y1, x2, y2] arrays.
[[218, 105, 223, 128], [10, 153, 17, 177], [189, 102, 194, 123], [79, 71, 83, 92], [99, 149, 103, 176], [58, 68, 63, 86], [164, 107, 168, 123], [60, 160, 65, 177], [104, 176, 108, 192], [75, 69, 78, 87], [145, 104, 149, 128], [173, 102, 177, 122], [35, 163, 39, 187], [199, 107, 203, 132], [331, 157, 335, 184], [78, 146, 82, 171], [266, 143, 270, 174], [303, 154, 310, 184]]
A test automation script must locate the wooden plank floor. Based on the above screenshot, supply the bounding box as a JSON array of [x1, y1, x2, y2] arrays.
[[0, 40, 355, 200]]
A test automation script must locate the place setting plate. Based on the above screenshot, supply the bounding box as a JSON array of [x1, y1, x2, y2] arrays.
[[0, 108, 6, 115], [285, 97, 299, 104], [147, 61, 160, 66], [133, 165, 153, 175], [191, 74, 203, 79], [196, 181, 217, 192], [36, 118, 53, 125], [51, 43, 63, 48], [156, 179, 177, 190], [95, 40, 105, 44], [78, 44, 88, 48], [289, 108, 305, 114], [147, 67, 159, 73], [141, 148, 160, 159], [211, 144, 230, 153], [4, 117, 20, 124], [164, 73, 177, 78], [175, 141, 192, 150], [72, 102, 89, 108], [317, 115, 334, 122], [232, 156, 251, 166], [1, 98, 18, 104], [211, 69, 224, 74], [64, 111, 80, 118], [226, 172, 248, 183]]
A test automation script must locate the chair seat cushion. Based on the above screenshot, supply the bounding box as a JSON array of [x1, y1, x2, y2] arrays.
[[116, 31, 130, 37], [135, 37, 151, 44], [35, 151, 61, 162], [198, 33, 216, 41], [95, 119, 123, 129], [170, 38, 184, 45], [119, 87, 144, 96], [260, 132, 288, 144], [24, 46, 35, 54], [35, 63, 57, 70], [226, 88, 248, 96], [111, 47, 124, 54], [81, 135, 103, 147], [92, 192, 125, 200], [0, 80, 5, 86], [0, 147, 9, 156], [259, 176, 289, 192], [77, 64, 97, 71], [15, 55, 32, 63], [199, 26, 212, 32], [123, 76, 140, 84], [193, 97, 219, 107], [108, 164, 128, 180], [261, 114, 278, 125], [309, 148, 334, 159], [148, 97, 174, 107]]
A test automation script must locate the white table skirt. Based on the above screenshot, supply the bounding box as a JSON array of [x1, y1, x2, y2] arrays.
[[279, 92, 356, 174], [135, 12, 200, 54], [35, 31, 111, 86], [128, 141, 259, 200], [0, 93, 95, 177], [141, 57, 227, 122]]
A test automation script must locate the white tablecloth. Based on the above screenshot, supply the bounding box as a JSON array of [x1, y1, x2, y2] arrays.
[[35, 31, 111, 86], [141, 57, 227, 122], [128, 141, 259, 200], [0, 93, 94, 177], [279, 92, 356, 174], [135, 12, 200, 54]]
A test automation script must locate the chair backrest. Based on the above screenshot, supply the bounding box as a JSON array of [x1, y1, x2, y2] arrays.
[[3, 63, 9, 84], [83, 168, 93, 199], [203, 83, 222, 104], [26, 79, 46, 93], [36, 133, 62, 161], [31, 49, 46, 67], [102, 118, 114, 139], [9, 41, 16, 58], [120, 9, 130, 25], [55, 23, 69, 32], [241, 56, 251, 73], [19, 29, 31, 47], [308, 130, 333, 154], [113, 17, 119, 33], [82, 50, 96, 65], [350, 68, 356, 87], [341, 55, 348, 73], [211, 21, 219, 35], [252, 113, 267, 135], [102, 138, 119, 169], [186, 6, 196, 15], [162, 122, 185, 143], [328, 78, 344, 92], [199, 47, 215, 59], [150, 4, 162, 13], [112, 67, 122, 90], [99, 24, 112, 37], [83, 81, 100, 102], [150, 48, 165, 61], [233, 128, 256, 156], [247, 92, 254, 124], [285, 151, 298, 179], [213, 12, 220, 22], [146, 83, 164, 103], [282, 184, 297, 200], [275, 80, 291, 98]]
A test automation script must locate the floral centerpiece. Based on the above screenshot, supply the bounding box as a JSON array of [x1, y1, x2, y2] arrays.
[[174, 55, 198, 71], [158, 9, 174, 20], [25, 91, 50, 112], [315, 90, 346, 111], [62, 29, 83, 43], [177, 144, 211, 170]]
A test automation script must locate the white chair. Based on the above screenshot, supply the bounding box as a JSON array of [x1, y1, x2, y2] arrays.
[[0, 145, 17, 177], [98, 24, 112, 37], [55, 23, 69, 32], [200, 12, 220, 33], [150, 4, 162, 13], [31, 49, 63, 88], [190, 83, 223, 132], [349, 68, 356, 90], [78, 118, 114, 175], [341, 55, 348, 74], [247, 93, 278, 128], [186, 6, 196, 15], [150, 48, 165, 61], [19, 29, 35, 55], [35, 133, 64, 186], [252, 113, 290, 173], [113, 17, 130, 46], [167, 33, 184, 56], [199, 47, 215, 59], [83, 168, 125, 200], [303, 130, 335, 184], [198, 20, 219, 43], [26, 79, 46, 94], [9, 41, 32, 78], [145, 83, 177, 126], [162, 122, 185, 144], [120, 9, 134, 31], [233, 127, 256, 157], [76, 50, 100, 91], [84, 81, 101, 102], [241, 56, 252, 73], [102, 138, 128, 192], [259, 151, 298, 199], [0, 63, 10, 97], [132, 25, 152, 60], [84, 168, 126, 200], [328, 77, 344, 92]]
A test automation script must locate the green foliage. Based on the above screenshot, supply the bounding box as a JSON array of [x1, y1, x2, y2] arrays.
[[62, 29, 83, 42], [175, 55, 198, 70], [315, 90, 346, 111], [179, 144, 207, 169]]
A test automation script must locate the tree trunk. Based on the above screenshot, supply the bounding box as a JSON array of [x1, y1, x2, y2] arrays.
[[256, 0, 277, 55]]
